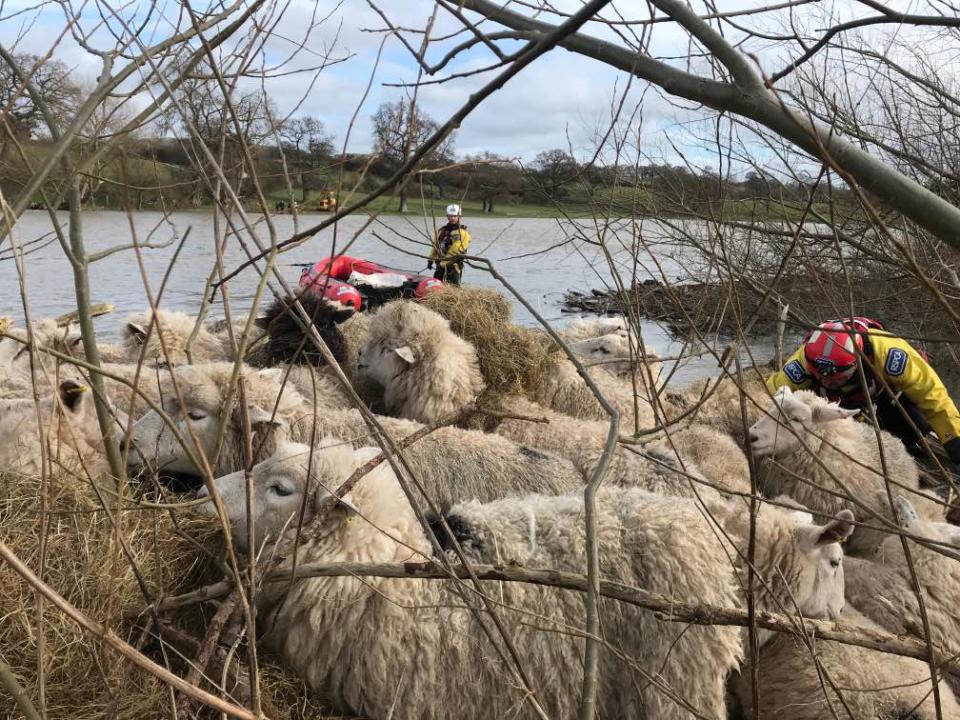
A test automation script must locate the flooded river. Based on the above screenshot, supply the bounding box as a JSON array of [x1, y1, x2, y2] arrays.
[[0, 210, 778, 385]]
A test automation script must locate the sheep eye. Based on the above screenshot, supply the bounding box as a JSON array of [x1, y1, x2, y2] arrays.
[[187, 411, 206, 421], [270, 483, 293, 497]]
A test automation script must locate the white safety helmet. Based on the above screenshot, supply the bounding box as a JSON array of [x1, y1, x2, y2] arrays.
[[445, 204, 462, 217]]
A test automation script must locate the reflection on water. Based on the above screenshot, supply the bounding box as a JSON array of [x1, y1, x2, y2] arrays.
[[0, 209, 777, 384]]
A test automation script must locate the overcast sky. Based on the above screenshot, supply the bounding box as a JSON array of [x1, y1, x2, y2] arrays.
[[0, 0, 930, 168]]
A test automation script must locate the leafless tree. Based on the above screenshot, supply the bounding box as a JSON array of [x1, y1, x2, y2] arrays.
[[372, 98, 455, 212]]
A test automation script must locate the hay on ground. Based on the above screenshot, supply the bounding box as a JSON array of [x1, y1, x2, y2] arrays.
[[0, 466, 344, 719]]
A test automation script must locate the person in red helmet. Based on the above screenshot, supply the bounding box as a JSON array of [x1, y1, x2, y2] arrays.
[[767, 317, 960, 465]]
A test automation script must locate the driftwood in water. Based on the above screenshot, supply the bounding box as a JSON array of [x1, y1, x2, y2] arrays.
[[562, 280, 751, 335]]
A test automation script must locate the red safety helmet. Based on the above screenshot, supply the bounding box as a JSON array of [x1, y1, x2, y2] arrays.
[[803, 319, 867, 388]]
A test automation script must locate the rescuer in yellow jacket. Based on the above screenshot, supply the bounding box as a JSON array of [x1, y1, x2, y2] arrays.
[[767, 317, 960, 464], [428, 203, 471, 286]]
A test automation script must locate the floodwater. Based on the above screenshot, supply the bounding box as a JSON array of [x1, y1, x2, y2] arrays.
[[0, 210, 778, 385]]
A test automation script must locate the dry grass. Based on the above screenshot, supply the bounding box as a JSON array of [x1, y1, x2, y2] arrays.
[[420, 286, 561, 395], [0, 467, 342, 719]]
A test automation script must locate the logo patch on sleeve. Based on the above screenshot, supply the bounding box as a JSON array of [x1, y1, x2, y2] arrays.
[[784, 360, 809, 383], [885, 348, 908, 376]]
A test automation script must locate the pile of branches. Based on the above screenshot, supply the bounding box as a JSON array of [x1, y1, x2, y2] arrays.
[[563, 274, 958, 339]]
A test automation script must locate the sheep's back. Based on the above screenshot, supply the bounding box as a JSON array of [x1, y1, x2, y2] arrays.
[[445, 487, 741, 719], [289, 408, 585, 509], [733, 608, 960, 719]]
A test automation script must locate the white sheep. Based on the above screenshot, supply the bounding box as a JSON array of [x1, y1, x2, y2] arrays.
[[731, 605, 960, 719], [0, 379, 128, 476], [357, 300, 486, 422], [647, 422, 752, 500], [0, 319, 85, 398], [118, 309, 235, 365], [568, 333, 662, 383], [469, 393, 733, 500], [204, 440, 742, 720], [126, 362, 305, 478], [128, 363, 584, 507], [748, 386, 943, 555], [844, 494, 960, 674], [358, 302, 746, 498], [532, 354, 656, 432], [663, 370, 769, 445], [359, 301, 656, 433], [560, 316, 628, 342], [708, 499, 855, 640]]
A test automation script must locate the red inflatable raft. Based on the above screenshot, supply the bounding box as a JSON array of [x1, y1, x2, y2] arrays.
[[299, 255, 443, 311]]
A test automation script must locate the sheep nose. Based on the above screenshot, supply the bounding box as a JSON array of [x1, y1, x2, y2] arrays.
[[748, 432, 759, 445]]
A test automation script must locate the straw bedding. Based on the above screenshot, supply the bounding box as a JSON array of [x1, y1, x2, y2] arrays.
[[0, 467, 343, 719]]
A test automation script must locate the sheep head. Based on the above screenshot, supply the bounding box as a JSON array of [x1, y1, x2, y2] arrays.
[[357, 301, 485, 422], [256, 294, 352, 368], [123, 309, 229, 366], [127, 363, 298, 477], [721, 503, 855, 627], [54, 378, 128, 449], [748, 387, 858, 457], [198, 440, 367, 553], [792, 509, 856, 621]]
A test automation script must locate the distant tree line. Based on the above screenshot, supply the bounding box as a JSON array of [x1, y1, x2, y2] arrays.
[[0, 52, 856, 214]]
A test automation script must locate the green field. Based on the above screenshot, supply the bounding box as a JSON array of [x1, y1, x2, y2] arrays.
[[266, 186, 829, 222]]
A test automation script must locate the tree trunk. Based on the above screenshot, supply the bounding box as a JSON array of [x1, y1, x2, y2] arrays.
[[399, 187, 409, 213]]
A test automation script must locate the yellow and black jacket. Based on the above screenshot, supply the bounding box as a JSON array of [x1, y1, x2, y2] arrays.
[[430, 223, 471, 268], [767, 329, 960, 447]]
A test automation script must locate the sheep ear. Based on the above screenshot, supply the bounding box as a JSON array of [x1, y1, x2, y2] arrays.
[[335, 495, 360, 516], [394, 346, 416, 365], [811, 404, 859, 424], [58, 379, 88, 413], [815, 509, 855, 546], [257, 367, 285, 384], [894, 495, 920, 528], [331, 308, 356, 324], [247, 404, 281, 429], [315, 489, 360, 518], [65, 330, 83, 350], [126, 322, 148, 345]]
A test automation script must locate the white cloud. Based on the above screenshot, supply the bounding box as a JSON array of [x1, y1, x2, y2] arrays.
[[2, 0, 949, 171]]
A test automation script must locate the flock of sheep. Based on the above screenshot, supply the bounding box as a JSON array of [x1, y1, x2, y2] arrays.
[[1, 287, 959, 719]]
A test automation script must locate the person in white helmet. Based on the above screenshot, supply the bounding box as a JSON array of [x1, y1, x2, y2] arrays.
[[428, 203, 471, 285]]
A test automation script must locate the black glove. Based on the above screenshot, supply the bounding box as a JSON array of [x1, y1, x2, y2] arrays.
[[427, 261, 433, 270], [945, 437, 960, 467]]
